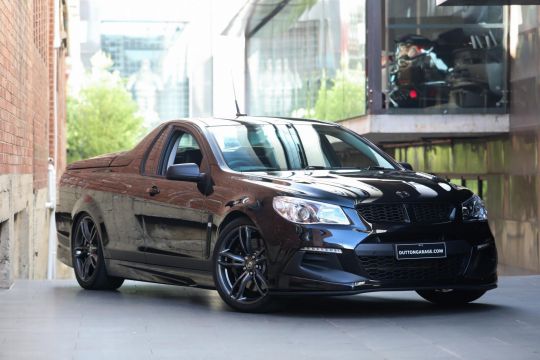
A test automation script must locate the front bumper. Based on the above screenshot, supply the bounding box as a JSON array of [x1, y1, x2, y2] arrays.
[[273, 239, 497, 296]]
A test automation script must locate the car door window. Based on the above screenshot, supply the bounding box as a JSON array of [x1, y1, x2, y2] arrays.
[[164, 131, 204, 174]]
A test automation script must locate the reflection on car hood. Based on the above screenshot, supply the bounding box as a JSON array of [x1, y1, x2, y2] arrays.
[[242, 169, 472, 208]]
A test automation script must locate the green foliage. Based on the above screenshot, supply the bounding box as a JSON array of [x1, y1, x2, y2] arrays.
[[313, 72, 366, 122], [67, 83, 143, 163], [67, 51, 144, 164]]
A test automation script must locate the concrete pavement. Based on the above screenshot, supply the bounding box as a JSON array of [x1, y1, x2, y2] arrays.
[[1, 276, 539, 360]]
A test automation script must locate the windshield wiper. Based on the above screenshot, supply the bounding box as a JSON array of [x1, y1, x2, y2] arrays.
[[364, 166, 391, 171], [304, 165, 392, 171]]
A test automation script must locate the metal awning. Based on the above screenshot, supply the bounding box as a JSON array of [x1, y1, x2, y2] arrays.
[[222, 0, 316, 38]]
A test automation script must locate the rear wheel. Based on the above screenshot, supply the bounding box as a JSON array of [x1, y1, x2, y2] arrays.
[[72, 214, 124, 290], [213, 218, 272, 312], [416, 289, 486, 305]]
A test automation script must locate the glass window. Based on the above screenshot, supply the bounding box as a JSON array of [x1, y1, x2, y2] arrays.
[[100, 21, 190, 129], [295, 125, 395, 169], [209, 125, 290, 172], [178, 133, 200, 151], [246, 0, 367, 122], [208, 124, 396, 172], [383, 0, 506, 113], [324, 134, 389, 169], [165, 132, 204, 172]]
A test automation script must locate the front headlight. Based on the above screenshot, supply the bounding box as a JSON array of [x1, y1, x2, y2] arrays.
[[462, 194, 488, 222], [272, 196, 350, 225]]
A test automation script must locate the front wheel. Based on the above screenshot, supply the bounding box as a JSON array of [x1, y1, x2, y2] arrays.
[[213, 218, 273, 312], [416, 289, 487, 305], [72, 214, 124, 290]]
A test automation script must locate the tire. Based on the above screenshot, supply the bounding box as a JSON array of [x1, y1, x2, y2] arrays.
[[72, 214, 124, 290], [213, 217, 273, 312], [416, 289, 486, 305]]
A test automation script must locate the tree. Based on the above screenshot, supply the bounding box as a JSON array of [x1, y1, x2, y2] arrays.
[[313, 71, 366, 122], [67, 52, 144, 163]]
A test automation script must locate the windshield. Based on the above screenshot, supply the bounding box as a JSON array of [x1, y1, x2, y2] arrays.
[[208, 123, 397, 172]]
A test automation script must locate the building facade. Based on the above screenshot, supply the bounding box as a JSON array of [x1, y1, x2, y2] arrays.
[[384, 4, 540, 273], [0, 0, 68, 287], [245, 0, 367, 120], [76, 0, 195, 129], [100, 21, 190, 128]]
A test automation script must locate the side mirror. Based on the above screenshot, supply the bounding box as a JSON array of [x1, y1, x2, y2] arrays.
[[166, 163, 205, 182], [399, 162, 413, 171]]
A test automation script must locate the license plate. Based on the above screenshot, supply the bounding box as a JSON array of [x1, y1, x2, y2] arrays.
[[395, 242, 447, 260]]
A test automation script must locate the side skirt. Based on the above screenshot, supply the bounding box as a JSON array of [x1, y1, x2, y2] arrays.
[[106, 259, 215, 289]]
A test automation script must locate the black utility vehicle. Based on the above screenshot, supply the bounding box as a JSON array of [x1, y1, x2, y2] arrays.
[[57, 117, 497, 312]]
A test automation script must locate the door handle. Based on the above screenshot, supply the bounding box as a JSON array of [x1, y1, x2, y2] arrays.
[[147, 185, 160, 196]]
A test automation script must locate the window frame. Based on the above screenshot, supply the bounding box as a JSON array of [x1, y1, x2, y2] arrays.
[[394, 2, 506, 114], [141, 124, 209, 178], [368, 1, 509, 115]]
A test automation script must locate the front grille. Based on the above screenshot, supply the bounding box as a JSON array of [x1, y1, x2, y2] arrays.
[[358, 255, 466, 282], [356, 204, 409, 223], [357, 203, 455, 224], [412, 203, 455, 223]]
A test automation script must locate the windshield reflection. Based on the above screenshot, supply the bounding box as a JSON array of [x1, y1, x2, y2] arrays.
[[209, 124, 396, 172]]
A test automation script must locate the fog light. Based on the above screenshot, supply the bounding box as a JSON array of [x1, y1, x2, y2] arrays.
[[300, 247, 342, 254]]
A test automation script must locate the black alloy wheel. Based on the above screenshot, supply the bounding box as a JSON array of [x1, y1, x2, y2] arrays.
[[72, 214, 124, 290], [214, 218, 272, 312], [416, 289, 486, 305]]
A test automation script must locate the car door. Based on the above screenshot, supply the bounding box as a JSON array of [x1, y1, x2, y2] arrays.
[[135, 125, 209, 268], [107, 125, 169, 264]]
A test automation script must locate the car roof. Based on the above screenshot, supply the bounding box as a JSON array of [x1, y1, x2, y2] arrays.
[[164, 116, 337, 128]]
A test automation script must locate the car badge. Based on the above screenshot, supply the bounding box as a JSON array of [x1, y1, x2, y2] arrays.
[[396, 191, 410, 199]]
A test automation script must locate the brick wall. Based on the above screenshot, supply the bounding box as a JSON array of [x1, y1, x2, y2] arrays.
[[48, 0, 68, 176], [0, 0, 67, 184], [0, 0, 68, 286], [0, 0, 54, 185]]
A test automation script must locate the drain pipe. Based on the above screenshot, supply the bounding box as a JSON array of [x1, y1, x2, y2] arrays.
[[46, 0, 61, 280], [46, 158, 57, 280]]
